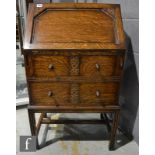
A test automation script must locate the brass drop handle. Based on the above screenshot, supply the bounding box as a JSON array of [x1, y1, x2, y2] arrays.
[[48, 91, 53, 97], [120, 58, 124, 68], [48, 64, 54, 70], [95, 64, 100, 71], [96, 90, 100, 97]]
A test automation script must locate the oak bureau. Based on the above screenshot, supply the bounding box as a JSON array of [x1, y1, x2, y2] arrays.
[[23, 3, 126, 150]]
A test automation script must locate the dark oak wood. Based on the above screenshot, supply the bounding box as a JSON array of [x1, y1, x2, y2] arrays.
[[41, 118, 108, 124], [36, 113, 45, 134], [30, 82, 70, 105], [80, 55, 122, 76], [28, 109, 39, 149], [29, 55, 70, 77], [80, 82, 119, 105], [109, 110, 120, 150], [28, 105, 120, 113], [24, 3, 126, 151]]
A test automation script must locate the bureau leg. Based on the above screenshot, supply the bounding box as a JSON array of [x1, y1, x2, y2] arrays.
[[28, 109, 39, 149], [109, 110, 120, 151]]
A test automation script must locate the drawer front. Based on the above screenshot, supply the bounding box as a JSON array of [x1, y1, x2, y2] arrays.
[[31, 56, 69, 77], [80, 56, 122, 76], [30, 82, 70, 106], [80, 83, 119, 105]]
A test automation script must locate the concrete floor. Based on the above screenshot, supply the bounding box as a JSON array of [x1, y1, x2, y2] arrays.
[[16, 108, 139, 155]]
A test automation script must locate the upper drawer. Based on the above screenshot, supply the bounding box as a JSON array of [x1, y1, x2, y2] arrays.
[[27, 54, 123, 78], [80, 56, 123, 76], [30, 55, 69, 77]]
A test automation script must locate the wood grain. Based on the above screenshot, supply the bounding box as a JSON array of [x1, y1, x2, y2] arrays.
[[31, 55, 69, 77], [32, 10, 115, 43], [80, 82, 119, 105], [23, 3, 125, 50], [30, 82, 70, 106], [80, 55, 120, 76]]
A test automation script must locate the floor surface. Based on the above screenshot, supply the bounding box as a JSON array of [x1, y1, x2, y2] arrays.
[[16, 108, 139, 155]]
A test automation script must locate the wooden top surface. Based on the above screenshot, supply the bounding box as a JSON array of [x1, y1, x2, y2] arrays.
[[23, 3, 126, 50]]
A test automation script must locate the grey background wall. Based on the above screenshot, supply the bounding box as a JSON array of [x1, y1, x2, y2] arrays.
[[19, 0, 139, 144]]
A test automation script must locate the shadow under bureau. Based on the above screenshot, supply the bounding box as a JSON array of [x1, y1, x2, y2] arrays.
[[23, 3, 126, 150]]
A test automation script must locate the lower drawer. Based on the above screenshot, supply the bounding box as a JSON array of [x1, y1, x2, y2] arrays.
[[29, 82, 70, 106], [79, 83, 119, 105], [29, 82, 119, 106]]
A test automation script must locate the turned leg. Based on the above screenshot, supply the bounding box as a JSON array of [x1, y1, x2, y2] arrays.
[[109, 110, 120, 151], [28, 109, 39, 149]]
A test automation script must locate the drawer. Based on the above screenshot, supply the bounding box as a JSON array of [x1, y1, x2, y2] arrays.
[[80, 56, 122, 76], [30, 82, 70, 106], [80, 83, 119, 105], [31, 55, 69, 77]]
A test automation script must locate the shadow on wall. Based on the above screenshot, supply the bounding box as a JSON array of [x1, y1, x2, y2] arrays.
[[119, 33, 139, 140]]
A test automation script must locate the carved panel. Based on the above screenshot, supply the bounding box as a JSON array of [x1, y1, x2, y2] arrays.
[[70, 83, 79, 104], [70, 56, 80, 104], [70, 56, 80, 76]]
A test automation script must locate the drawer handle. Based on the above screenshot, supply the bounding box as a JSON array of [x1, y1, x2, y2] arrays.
[[48, 91, 53, 97], [120, 61, 123, 68], [120, 58, 124, 68], [96, 90, 100, 97], [48, 64, 54, 70], [95, 64, 100, 71]]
